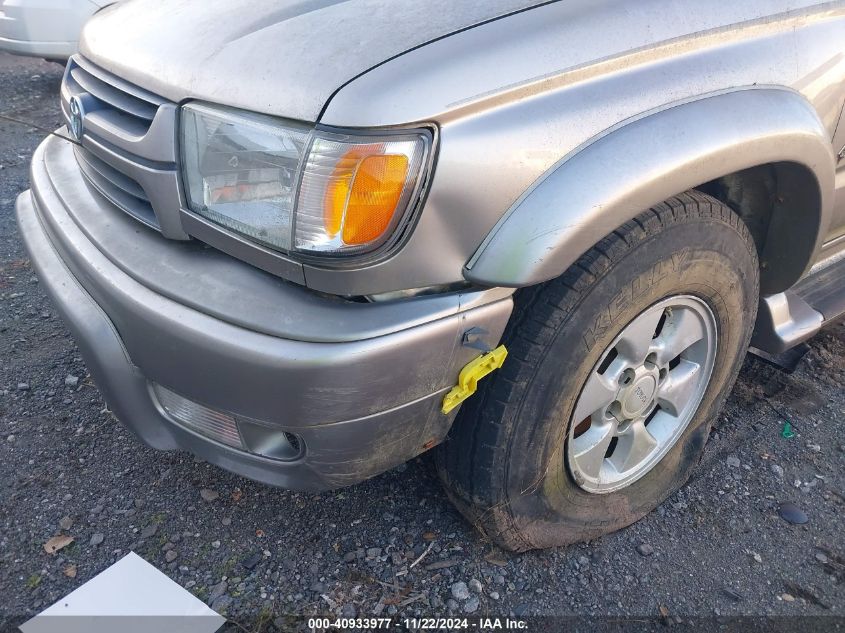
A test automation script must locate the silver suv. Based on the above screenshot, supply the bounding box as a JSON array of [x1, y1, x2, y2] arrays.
[[15, 0, 845, 551]]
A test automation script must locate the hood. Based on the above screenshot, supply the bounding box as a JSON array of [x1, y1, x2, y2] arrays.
[[80, 0, 546, 123]]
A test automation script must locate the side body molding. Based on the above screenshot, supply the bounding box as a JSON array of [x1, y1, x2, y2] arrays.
[[465, 88, 835, 291]]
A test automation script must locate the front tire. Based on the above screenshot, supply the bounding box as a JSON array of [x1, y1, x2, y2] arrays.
[[437, 192, 759, 551]]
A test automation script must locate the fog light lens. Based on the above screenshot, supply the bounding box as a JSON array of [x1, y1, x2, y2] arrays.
[[153, 384, 243, 449], [152, 384, 303, 461]]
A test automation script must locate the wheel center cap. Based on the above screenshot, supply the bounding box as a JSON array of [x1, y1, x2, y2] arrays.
[[622, 375, 657, 417]]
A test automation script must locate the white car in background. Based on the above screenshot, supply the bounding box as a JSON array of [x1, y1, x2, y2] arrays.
[[0, 0, 114, 61]]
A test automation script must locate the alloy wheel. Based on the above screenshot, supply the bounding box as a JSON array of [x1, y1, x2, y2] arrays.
[[566, 296, 718, 494]]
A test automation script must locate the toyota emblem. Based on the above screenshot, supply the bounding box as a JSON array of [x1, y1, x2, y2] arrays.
[[68, 96, 85, 142]]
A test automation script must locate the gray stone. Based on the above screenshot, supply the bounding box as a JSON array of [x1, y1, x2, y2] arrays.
[[451, 581, 470, 601], [140, 524, 158, 539], [64, 375, 79, 388], [636, 543, 654, 557], [89, 533, 104, 546], [770, 463, 785, 479], [165, 549, 178, 563], [209, 581, 228, 602], [726, 456, 741, 468], [463, 596, 480, 613], [778, 502, 808, 525], [468, 578, 483, 594], [210, 595, 232, 613], [242, 552, 262, 569], [200, 489, 219, 502]]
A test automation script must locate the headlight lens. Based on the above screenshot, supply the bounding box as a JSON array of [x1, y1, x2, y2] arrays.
[[181, 103, 431, 257], [181, 103, 310, 252]]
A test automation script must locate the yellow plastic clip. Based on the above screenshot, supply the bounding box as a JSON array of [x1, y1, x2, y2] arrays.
[[441, 345, 508, 414]]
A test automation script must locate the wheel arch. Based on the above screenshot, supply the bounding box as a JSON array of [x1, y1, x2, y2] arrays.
[[464, 86, 834, 296], [698, 160, 823, 294]]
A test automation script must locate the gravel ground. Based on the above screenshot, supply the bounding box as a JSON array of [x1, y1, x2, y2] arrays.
[[1, 52, 844, 630]]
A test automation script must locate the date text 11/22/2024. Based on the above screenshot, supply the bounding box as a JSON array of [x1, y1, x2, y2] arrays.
[[307, 617, 529, 630]]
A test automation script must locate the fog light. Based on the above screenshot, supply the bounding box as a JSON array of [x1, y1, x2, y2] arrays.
[[152, 384, 303, 460], [153, 384, 243, 449]]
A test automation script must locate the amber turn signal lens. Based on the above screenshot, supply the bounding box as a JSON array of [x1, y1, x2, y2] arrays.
[[296, 130, 430, 254], [324, 150, 410, 245]]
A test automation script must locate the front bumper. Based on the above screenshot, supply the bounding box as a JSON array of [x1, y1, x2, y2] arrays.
[[16, 135, 513, 490]]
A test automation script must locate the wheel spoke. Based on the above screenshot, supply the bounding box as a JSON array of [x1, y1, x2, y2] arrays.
[[614, 307, 663, 365], [572, 421, 615, 481], [654, 307, 706, 366], [610, 419, 658, 473], [657, 359, 701, 416], [571, 372, 617, 423]]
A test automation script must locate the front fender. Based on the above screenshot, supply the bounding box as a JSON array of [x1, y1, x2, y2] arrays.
[[465, 87, 835, 291]]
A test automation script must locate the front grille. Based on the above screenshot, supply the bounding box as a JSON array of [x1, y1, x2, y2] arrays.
[[74, 146, 159, 229], [61, 55, 183, 238], [63, 57, 162, 136]]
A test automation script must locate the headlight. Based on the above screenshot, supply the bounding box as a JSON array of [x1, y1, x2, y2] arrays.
[[181, 103, 432, 257]]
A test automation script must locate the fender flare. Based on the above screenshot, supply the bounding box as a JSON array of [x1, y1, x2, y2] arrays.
[[465, 87, 835, 292]]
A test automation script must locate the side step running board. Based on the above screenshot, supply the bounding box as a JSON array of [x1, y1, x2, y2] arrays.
[[751, 291, 823, 354], [751, 253, 845, 355], [794, 253, 845, 322]]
